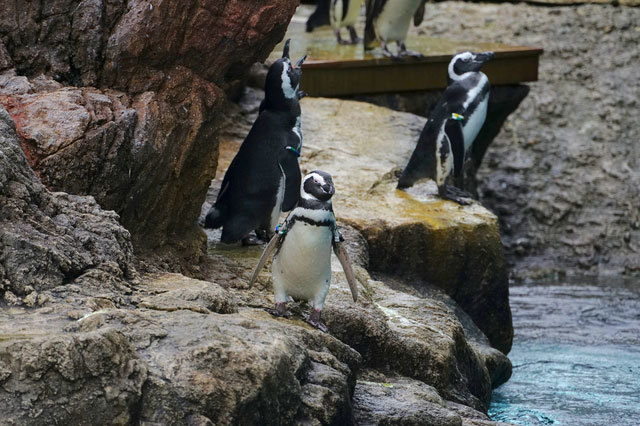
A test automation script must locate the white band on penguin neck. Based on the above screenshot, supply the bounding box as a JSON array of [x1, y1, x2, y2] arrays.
[[281, 62, 297, 99]]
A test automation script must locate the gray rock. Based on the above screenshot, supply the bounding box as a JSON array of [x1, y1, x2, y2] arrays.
[[0, 107, 135, 297]]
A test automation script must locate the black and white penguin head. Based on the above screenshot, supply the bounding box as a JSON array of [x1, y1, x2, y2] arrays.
[[447, 51, 494, 82], [301, 170, 335, 202], [264, 39, 307, 109]]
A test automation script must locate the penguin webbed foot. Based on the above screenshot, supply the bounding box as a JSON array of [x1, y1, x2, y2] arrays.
[[398, 42, 423, 58], [265, 302, 292, 319], [242, 232, 269, 246], [439, 185, 472, 206], [305, 309, 328, 333]]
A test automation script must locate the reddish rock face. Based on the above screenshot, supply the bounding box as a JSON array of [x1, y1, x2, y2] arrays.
[[0, 0, 299, 256]]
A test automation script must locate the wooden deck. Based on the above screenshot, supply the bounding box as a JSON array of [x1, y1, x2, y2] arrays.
[[268, 8, 543, 97]]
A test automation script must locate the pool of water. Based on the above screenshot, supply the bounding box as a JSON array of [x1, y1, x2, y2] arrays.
[[489, 277, 640, 425]]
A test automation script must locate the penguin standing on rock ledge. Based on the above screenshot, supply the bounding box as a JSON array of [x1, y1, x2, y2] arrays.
[[398, 51, 494, 205], [249, 171, 359, 333], [204, 40, 307, 245], [330, 0, 365, 45], [364, 0, 427, 57]]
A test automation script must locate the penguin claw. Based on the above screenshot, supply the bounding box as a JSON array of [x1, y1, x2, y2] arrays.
[[305, 309, 328, 333], [265, 303, 292, 318], [305, 317, 328, 333], [399, 49, 423, 58], [440, 186, 473, 206]]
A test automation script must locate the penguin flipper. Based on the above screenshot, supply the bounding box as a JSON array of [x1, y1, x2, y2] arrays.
[[248, 233, 281, 288], [413, 0, 426, 27], [333, 240, 358, 302], [445, 119, 465, 178], [280, 146, 302, 212]]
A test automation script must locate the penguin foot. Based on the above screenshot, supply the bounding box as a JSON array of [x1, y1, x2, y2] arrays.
[[242, 235, 266, 246], [398, 42, 423, 58], [265, 302, 292, 318], [440, 186, 472, 206], [305, 309, 328, 333]]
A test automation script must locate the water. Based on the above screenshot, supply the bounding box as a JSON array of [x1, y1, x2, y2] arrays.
[[489, 277, 640, 425]]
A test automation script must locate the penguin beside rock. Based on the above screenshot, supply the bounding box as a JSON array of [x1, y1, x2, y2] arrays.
[[330, 0, 365, 45], [249, 171, 359, 333], [364, 0, 427, 57], [204, 40, 307, 245], [398, 51, 494, 205]]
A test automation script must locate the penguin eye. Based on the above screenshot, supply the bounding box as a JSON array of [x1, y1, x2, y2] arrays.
[[313, 178, 319, 184]]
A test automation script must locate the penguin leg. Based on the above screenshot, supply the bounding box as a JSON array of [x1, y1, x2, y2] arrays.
[[347, 26, 361, 44], [438, 184, 472, 206], [305, 309, 328, 333], [334, 28, 349, 45], [265, 302, 292, 318], [380, 40, 395, 57], [398, 41, 423, 58]]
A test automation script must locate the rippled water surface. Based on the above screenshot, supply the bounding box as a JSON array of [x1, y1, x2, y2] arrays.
[[489, 278, 640, 425]]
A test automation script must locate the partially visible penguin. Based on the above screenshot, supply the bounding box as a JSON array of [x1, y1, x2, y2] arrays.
[[306, 0, 331, 33], [398, 51, 494, 205], [249, 171, 358, 332], [364, 0, 427, 57], [330, 0, 365, 45], [204, 39, 307, 244]]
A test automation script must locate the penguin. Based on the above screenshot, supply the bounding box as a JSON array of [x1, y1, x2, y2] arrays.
[[397, 51, 494, 205], [364, 0, 427, 57], [329, 0, 365, 45], [204, 39, 307, 244], [249, 171, 358, 333], [306, 0, 331, 33]]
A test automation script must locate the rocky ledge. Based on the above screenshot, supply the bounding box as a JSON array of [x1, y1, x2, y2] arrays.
[[2, 90, 513, 424]]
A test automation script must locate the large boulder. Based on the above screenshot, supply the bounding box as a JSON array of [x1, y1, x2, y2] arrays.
[[0, 106, 134, 299], [0, 0, 299, 256]]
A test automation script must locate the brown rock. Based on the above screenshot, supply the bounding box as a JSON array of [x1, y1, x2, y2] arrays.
[[0, 0, 299, 257], [0, 107, 135, 296]]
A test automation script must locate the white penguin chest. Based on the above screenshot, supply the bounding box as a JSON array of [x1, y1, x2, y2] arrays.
[[272, 222, 333, 300], [375, 0, 422, 42], [462, 95, 488, 153], [342, 0, 364, 26]]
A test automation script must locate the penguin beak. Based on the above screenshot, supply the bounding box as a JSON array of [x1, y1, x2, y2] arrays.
[[322, 183, 335, 196], [475, 51, 494, 64], [282, 39, 291, 59], [293, 55, 307, 69]]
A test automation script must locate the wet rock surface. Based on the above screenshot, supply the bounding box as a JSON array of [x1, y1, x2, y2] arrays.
[[0, 0, 298, 257], [409, 2, 640, 278]]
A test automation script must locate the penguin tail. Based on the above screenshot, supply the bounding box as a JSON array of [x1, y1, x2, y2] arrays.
[[204, 205, 225, 229]]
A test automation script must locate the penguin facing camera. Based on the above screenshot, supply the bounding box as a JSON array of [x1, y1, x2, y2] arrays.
[[249, 171, 359, 333], [204, 39, 307, 245], [397, 51, 494, 205], [364, 0, 427, 57], [330, 0, 365, 45]]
